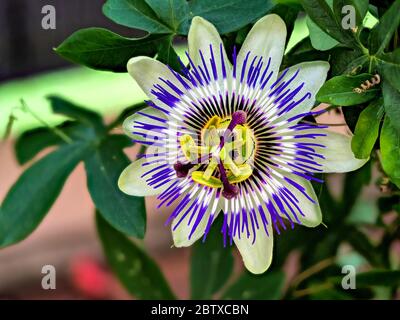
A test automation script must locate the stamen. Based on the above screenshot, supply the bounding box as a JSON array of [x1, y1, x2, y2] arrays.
[[173, 161, 195, 178]]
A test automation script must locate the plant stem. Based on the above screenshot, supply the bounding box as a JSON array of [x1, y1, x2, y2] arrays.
[[292, 282, 333, 298], [2, 112, 18, 141], [20, 99, 73, 144], [290, 257, 336, 289]]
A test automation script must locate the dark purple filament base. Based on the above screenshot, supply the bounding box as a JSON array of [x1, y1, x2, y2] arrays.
[[173, 161, 194, 178]]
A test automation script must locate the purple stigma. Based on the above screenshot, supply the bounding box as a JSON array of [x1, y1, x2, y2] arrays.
[[218, 111, 247, 199], [227, 110, 247, 132], [218, 162, 239, 199]]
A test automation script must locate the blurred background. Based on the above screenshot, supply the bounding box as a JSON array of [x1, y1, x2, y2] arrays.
[[1, 0, 398, 300], [0, 0, 191, 299]]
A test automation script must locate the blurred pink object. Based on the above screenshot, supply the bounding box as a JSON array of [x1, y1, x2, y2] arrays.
[[70, 256, 113, 299]]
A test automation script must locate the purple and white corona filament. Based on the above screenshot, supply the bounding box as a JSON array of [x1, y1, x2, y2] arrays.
[[118, 15, 367, 274]]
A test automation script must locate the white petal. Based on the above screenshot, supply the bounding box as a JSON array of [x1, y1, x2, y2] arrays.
[[277, 61, 330, 122], [237, 14, 286, 85], [313, 130, 368, 173], [234, 225, 273, 274], [281, 173, 322, 227], [172, 187, 221, 247], [122, 106, 167, 143], [118, 148, 175, 197], [172, 211, 220, 248], [127, 56, 187, 101], [188, 16, 231, 78], [220, 187, 274, 274]]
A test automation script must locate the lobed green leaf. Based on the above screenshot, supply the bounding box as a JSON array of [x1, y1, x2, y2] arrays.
[[85, 135, 145, 238], [190, 216, 234, 299], [96, 213, 175, 299], [0, 142, 92, 247]]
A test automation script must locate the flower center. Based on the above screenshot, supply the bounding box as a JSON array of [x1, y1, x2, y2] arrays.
[[174, 111, 255, 199]]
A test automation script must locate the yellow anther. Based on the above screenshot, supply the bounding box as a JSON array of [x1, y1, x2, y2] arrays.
[[203, 158, 218, 180], [204, 115, 221, 128], [192, 171, 223, 188], [227, 164, 253, 184], [179, 134, 197, 161], [242, 126, 255, 161], [204, 126, 220, 146], [224, 157, 241, 176], [189, 145, 209, 158], [202, 116, 222, 144]]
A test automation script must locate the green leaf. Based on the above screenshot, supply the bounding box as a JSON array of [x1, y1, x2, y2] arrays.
[[316, 73, 379, 106], [222, 271, 285, 300], [15, 127, 64, 165], [379, 49, 400, 91], [48, 96, 104, 130], [14, 121, 95, 165], [282, 37, 330, 68], [103, 0, 172, 33], [300, 0, 354, 45], [187, 0, 275, 35], [333, 0, 369, 27], [351, 99, 384, 159], [306, 15, 339, 51], [191, 216, 233, 299], [0, 142, 91, 247], [156, 37, 182, 72], [382, 80, 400, 133], [369, 0, 400, 54], [55, 28, 170, 72], [96, 212, 175, 299], [145, 0, 190, 33], [85, 135, 145, 238], [341, 160, 371, 214], [380, 115, 400, 188], [104, 0, 275, 35], [329, 48, 368, 76]]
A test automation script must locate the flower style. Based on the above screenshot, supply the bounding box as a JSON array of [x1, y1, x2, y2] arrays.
[[118, 14, 367, 274]]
